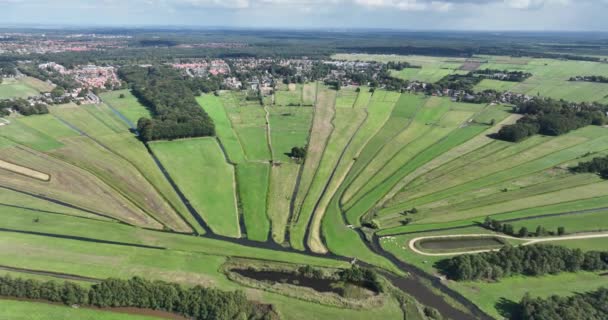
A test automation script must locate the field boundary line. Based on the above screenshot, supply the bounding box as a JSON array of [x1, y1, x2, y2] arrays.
[[389, 135, 608, 213], [339, 94, 424, 208], [94, 100, 199, 233]]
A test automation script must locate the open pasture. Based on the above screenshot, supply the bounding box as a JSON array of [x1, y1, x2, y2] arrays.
[[267, 106, 313, 163], [275, 84, 303, 106], [150, 138, 240, 237], [236, 162, 270, 242], [99, 89, 152, 125], [197, 94, 246, 164], [0, 77, 51, 99]]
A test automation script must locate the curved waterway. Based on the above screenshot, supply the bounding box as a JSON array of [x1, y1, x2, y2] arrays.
[[108, 102, 493, 320]]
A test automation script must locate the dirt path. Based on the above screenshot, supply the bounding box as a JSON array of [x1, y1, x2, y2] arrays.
[[406, 232, 608, 256]]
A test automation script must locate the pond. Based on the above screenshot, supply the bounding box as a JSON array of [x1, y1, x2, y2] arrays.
[[418, 237, 505, 251], [231, 269, 377, 295]]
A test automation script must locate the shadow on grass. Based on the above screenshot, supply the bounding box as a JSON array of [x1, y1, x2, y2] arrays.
[[495, 297, 520, 320]]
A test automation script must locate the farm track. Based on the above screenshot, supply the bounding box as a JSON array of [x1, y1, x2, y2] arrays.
[[407, 231, 608, 256]]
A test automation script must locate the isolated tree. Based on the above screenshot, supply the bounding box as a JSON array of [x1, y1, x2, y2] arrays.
[[518, 227, 529, 237]]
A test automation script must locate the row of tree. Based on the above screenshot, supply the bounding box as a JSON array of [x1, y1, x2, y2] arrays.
[[386, 61, 421, 71], [496, 98, 607, 142], [471, 69, 532, 82], [119, 66, 216, 141], [482, 217, 566, 237], [437, 244, 608, 281], [569, 75, 608, 83], [514, 287, 608, 320], [0, 99, 49, 116], [0, 275, 277, 320], [571, 155, 608, 179]]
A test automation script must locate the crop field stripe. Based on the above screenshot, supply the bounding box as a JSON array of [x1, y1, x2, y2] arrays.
[[291, 107, 367, 251], [345, 123, 489, 225], [0, 187, 119, 223], [343, 98, 458, 210], [392, 132, 608, 214], [338, 93, 424, 205], [419, 173, 600, 215], [0, 145, 160, 228], [289, 88, 341, 250], [308, 90, 397, 253], [267, 163, 300, 244], [0, 120, 64, 151], [51, 108, 194, 232], [44, 133, 184, 231], [420, 181, 608, 224], [390, 133, 575, 208], [378, 195, 608, 236], [93, 132, 197, 233], [289, 87, 336, 232], [379, 113, 518, 209]]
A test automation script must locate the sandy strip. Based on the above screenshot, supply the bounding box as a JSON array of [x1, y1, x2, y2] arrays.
[[0, 159, 50, 181]]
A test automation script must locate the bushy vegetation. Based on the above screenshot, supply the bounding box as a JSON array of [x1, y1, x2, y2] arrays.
[[119, 66, 216, 141], [471, 69, 531, 82], [569, 75, 608, 83], [0, 275, 277, 320], [571, 155, 608, 179], [338, 266, 383, 293], [482, 217, 566, 237], [496, 98, 607, 142], [0, 98, 48, 116], [18, 64, 79, 91], [514, 287, 608, 320], [438, 244, 608, 281], [288, 146, 307, 159]]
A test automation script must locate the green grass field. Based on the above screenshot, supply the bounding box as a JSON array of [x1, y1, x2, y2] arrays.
[[0, 77, 51, 99], [197, 94, 246, 164], [99, 90, 152, 125], [267, 106, 313, 163], [150, 138, 240, 237], [5, 68, 608, 320], [236, 162, 270, 241], [0, 300, 160, 320]]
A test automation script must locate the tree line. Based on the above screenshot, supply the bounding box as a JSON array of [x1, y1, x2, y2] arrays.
[[471, 69, 532, 82], [496, 98, 607, 142], [437, 244, 608, 281], [481, 217, 566, 238], [513, 287, 608, 320], [571, 155, 608, 179], [569, 75, 608, 83], [0, 275, 278, 320], [119, 66, 216, 141], [0, 99, 49, 116]]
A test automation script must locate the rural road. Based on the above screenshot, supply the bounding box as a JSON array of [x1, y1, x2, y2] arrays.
[[404, 232, 608, 256]]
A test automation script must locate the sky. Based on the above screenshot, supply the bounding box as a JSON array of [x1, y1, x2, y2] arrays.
[[2, 0, 608, 31]]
